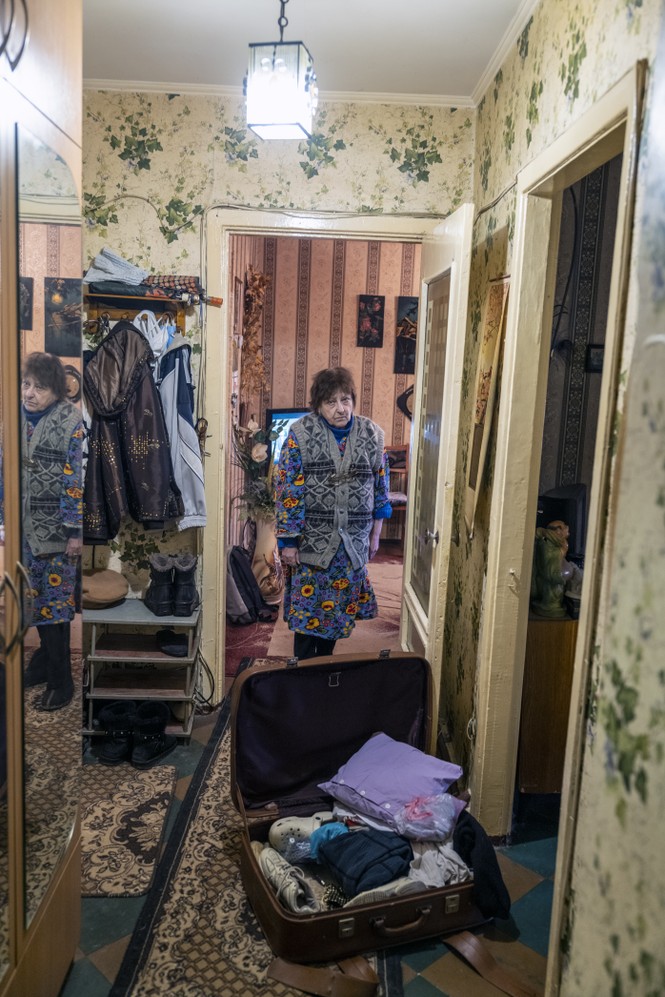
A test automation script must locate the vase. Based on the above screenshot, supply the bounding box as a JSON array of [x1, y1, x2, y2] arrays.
[[250, 516, 284, 605]]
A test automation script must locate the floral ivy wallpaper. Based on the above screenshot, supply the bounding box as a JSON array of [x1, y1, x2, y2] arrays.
[[82, 0, 664, 988], [83, 94, 474, 271]]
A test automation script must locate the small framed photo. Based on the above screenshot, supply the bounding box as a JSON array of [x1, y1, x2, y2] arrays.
[[394, 295, 418, 374], [585, 344, 604, 373], [44, 277, 82, 357], [357, 294, 384, 348], [19, 276, 34, 330]]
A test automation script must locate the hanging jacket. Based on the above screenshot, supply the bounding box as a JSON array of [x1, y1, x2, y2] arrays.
[[156, 336, 207, 531], [83, 320, 183, 542]]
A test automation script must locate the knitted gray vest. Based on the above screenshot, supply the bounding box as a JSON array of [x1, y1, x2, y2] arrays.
[[292, 413, 384, 570], [22, 401, 81, 556]]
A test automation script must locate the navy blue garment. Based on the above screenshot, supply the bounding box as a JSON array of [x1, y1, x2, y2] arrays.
[[318, 828, 412, 897]]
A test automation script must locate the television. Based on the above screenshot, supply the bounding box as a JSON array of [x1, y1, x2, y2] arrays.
[[265, 406, 310, 479], [536, 482, 587, 564]]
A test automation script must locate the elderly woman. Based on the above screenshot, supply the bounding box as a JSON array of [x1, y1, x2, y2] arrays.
[[275, 367, 392, 659], [21, 352, 83, 711]]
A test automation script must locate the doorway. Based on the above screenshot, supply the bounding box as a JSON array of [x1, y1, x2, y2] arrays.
[[466, 65, 644, 993], [513, 153, 622, 839], [201, 209, 451, 696]]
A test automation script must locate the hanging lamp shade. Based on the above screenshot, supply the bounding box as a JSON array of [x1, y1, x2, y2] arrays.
[[246, 40, 318, 140]]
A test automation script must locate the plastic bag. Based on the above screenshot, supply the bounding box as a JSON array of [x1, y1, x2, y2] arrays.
[[394, 793, 457, 841]]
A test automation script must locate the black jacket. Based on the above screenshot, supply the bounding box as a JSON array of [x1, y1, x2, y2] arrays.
[[83, 320, 183, 542]]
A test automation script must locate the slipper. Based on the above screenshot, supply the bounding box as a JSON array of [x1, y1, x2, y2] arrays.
[[268, 811, 334, 853]]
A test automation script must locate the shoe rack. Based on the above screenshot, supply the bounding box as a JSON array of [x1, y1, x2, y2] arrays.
[[83, 601, 201, 741]]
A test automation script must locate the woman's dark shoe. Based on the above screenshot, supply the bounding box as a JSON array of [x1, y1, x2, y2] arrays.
[[98, 700, 138, 764], [144, 554, 176, 616], [131, 701, 177, 768], [24, 646, 50, 688], [32, 622, 73, 709], [33, 680, 74, 712]]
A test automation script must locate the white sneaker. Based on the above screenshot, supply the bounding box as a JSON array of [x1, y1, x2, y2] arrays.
[[343, 876, 425, 908], [268, 810, 334, 853], [257, 846, 321, 915]]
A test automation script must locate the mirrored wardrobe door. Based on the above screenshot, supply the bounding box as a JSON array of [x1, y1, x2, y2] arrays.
[[16, 123, 82, 929], [0, 144, 10, 981]]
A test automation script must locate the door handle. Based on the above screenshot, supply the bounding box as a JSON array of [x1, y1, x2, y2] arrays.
[[15, 561, 34, 642], [3, 571, 21, 654], [425, 529, 439, 546]]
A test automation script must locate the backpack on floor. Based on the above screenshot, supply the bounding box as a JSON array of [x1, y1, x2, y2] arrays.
[[226, 545, 279, 625]]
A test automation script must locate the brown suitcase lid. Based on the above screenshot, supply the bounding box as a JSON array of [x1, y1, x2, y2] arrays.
[[230, 651, 433, 816]]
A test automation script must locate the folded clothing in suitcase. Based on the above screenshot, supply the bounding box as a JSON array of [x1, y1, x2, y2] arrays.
[[230, 652, 507, 966]]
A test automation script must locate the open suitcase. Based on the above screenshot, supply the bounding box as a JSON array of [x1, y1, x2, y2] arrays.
[[230, 651, 489, 968]]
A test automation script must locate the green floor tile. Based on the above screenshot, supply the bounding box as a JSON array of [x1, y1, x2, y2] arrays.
[[500, 835, 558, 879], [508, 878, 555, 957], [404, 975, 450, 996], [78, 894, 146, 954], [58, 957, 113, 997]]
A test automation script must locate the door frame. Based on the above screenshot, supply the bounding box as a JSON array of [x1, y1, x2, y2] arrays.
[[401, 203, 473, 729], [466, 64, 645, 991], [203, 209, 453, 692]]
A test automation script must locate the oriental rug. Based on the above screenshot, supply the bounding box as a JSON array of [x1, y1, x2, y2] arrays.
[[80, 762, 177, 897], [109, 700, 404, 997]]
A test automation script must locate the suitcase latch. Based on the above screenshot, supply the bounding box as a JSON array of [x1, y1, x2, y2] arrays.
[[286, 657, 299, 668], [338, 917, 356, 938], [445, 894, 460, 914]]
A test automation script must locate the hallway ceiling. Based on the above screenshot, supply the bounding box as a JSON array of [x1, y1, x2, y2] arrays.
[[83, 0, 538, 106]]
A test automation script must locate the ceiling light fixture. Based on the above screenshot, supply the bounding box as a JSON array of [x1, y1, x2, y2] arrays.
[[245, 0, 318, 141]]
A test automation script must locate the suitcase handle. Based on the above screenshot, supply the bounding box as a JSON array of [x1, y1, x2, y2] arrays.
[[370, 905, 432, 937]]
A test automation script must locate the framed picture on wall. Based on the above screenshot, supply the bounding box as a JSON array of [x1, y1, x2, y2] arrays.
[[394, 295, 418, 374], [233, 275, 244, 347], [464, 277, 510, 536], [357, 294, 384, 347], [19, 276, 34, 330], [44, 277, 82, 357], [585, 343, 604, 373]]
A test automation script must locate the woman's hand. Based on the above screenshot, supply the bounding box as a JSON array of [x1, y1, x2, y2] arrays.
[[280, 546, 300, 567], [368, 520, 383, 560], [65, 536, 83, 560]]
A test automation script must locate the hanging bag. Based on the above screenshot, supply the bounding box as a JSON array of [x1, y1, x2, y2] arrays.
[[133, 309, 170, 360]]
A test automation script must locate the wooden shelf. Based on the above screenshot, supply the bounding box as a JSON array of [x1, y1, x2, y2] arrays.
[[84, 291, 188, 335], [82, 600, 201, 741]]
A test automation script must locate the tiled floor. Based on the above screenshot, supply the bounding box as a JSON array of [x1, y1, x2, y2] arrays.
[[59, 713, 559, 997]]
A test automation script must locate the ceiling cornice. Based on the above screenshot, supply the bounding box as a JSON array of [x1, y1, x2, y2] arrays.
[[82, 79, 474, 109], [471, 0, 541, 105]]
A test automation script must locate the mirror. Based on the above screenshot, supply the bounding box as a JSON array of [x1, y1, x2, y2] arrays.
[[0, 150, 8, 979], [16, 125, 82, 928]]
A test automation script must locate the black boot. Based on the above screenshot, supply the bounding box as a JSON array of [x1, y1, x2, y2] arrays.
[[144, 554, 175, 616], [98, 700, 138, 765], [33, 622, 74, 712], [173, 554, 200, 617], [24, 630, 50, 688], [131, 701, 177, 768]]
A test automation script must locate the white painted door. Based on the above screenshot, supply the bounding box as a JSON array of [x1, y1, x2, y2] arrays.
[[401, 203, 474, 719]]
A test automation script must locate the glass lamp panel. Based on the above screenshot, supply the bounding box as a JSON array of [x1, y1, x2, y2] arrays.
[[247, 41, 316, 139]]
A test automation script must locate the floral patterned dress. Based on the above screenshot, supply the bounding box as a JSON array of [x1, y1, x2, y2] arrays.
[[24, 417, 84, 626], [275, 422, 391, 640]]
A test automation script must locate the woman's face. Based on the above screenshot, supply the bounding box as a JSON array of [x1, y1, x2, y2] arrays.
[[319, 390, 354, 427], [21, 375, 57, 412]]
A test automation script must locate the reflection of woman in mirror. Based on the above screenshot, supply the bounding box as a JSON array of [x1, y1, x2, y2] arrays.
[[20, 353, 83, 710]]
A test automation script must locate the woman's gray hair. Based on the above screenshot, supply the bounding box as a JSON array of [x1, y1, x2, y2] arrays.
[[22, 352, 68, 401], [309, 367, 356, 411]]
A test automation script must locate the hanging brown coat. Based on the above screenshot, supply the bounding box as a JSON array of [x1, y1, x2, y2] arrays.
[[83, 320, 183, 542]]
